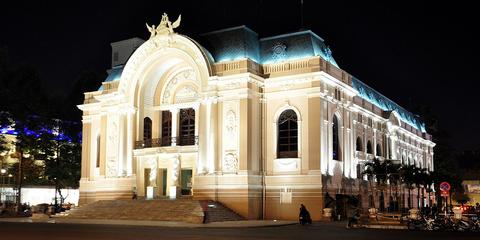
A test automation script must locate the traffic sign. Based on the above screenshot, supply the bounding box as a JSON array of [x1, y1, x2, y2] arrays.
[[441, 190, 449, 197], [439, 182, 451, 191]]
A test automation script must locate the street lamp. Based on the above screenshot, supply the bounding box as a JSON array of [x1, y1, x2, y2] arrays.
[[1, 168, 6, 203]]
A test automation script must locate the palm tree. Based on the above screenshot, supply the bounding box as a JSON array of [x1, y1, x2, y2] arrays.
[[416, 168, 431, 208], [386, 161, 401, 211], [400, 165, 416, 209], [363, 158, 388, 210]]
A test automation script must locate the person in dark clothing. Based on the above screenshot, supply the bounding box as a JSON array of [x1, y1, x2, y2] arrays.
[[299, 204, 312, 225], [431, 203, 438, 217], [347, 208, 361, 228]]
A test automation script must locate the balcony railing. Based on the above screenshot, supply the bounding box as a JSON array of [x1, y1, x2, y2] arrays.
[[134, 136, 199, 149]]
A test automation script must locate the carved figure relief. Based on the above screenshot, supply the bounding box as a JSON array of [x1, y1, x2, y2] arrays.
[[223, 153, 238, 173]]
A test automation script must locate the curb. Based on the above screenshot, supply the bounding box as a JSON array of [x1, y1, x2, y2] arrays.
[[0, 217, 297, 228], [355, 224, 408, 230]]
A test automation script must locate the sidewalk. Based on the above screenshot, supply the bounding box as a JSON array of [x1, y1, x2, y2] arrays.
[[0, 216, 296, 228]]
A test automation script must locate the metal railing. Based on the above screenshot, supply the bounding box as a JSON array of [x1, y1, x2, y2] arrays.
[[134, 136, 198, 149]]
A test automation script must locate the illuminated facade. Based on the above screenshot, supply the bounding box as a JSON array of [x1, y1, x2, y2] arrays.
[[78, 17, 435, 220]]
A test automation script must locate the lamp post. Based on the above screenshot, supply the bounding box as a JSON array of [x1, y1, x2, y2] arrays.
[[0, 168, 6, 204]]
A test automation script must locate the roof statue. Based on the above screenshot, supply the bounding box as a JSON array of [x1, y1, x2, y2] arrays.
[[145, 13, 181, 39], [156, 13, 181, 35], [146, 23, 156, 39]]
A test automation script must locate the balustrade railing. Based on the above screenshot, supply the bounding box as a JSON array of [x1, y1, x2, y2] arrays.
[[134, 136, 198, 149]]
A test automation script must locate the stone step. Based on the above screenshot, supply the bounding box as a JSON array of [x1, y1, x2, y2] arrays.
[[62, 199, 204, 223], [200, 200, 244, 223]]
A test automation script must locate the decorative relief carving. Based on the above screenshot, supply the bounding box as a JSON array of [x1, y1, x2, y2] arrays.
[[225, 110, 236, 136], [147, 157, 157, 187], [107, 158, 117, 176], [223, 107, 238, 151], [171, 155, 180, 185], [162, 69, 198, 104], [106, 117, 119, 177], [223, 152, 238, 173], [272, 42, 287, 63], [174, 85, 199, 103], [273, 158, 300, 173]]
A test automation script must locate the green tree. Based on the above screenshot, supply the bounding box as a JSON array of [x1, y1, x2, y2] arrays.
[[13, 116, 46, 209], [37, 119, 81, 206]]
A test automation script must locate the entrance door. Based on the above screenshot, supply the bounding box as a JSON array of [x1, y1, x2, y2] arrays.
[[181, 169, 192, 195], [157, 168, 168, 197]]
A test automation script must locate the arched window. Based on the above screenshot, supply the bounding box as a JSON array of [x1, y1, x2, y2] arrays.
[[277, 109, 298, 158], [376, 144, 382, 157], [356, 137, 363, 151], [179, 108, 195, 146], [332, 115, 340, 161], [143, 117, 152, 147], [366, 141, 373, 154]]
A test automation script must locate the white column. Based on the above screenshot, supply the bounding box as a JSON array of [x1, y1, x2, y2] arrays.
[[194, 104, 199, 144], [171, 108, 179, 146], [126, 111, 134, 176], [117, 114, 125, 176], [328, 121, 333, 176], [206, 100, 215, 173], [373, 129, 377, 157], [89, 116, 100, 180], [321, 120, 329, 175]]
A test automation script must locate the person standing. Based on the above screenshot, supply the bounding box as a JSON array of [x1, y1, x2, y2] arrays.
[[299, 204, 312, 225]]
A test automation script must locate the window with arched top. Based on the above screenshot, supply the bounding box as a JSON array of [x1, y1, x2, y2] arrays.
[[366, 141, 373, 154], [277, 109, 298, 158], [376, 144, 382, 157], [143, 117, 152, 147], [356, 137, 363, 151], [332, 115, 340, 161]]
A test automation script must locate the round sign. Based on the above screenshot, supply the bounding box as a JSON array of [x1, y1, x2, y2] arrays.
[[439, 182, 451, 191]]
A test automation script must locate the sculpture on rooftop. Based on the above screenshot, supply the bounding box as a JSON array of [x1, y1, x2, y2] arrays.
[[156, 13, 181, 35], [146, 13, 181, 39], [146, 23, 156, 39]]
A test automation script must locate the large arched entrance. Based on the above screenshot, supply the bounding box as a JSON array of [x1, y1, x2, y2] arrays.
[[117, 34, 213, 199]]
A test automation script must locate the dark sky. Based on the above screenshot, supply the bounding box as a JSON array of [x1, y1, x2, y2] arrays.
[[1, 1, 478, 151]]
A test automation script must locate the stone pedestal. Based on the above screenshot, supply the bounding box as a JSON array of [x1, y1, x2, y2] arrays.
[[368, 208, 378, 219], [453, 208, 463, 220], [323, 208, 332, 219], [146, 186, 156, 200], [409, 208, 420, 219], [169, 186, 177, 199]]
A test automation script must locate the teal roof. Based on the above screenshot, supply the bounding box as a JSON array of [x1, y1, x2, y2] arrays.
[[260, 30, 338, 66], [351, 77, 426, 132], [98, 65, 124, 90], [199, 26, 338, 66], [200, 26, 260, 63]]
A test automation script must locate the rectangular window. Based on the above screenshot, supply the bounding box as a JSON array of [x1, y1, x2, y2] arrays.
[[161, 111, 172, 146], [179, 108, 195, 146]]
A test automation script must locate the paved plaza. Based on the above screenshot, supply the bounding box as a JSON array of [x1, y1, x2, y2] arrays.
[[1, 221, 479, 240]]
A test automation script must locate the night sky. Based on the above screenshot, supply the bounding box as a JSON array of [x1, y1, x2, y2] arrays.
[[1, 1, 478, 151]]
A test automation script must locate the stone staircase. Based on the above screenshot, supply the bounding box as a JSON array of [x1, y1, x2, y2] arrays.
[[200, 200, 245, 223], [62, 199, 204, 223]]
